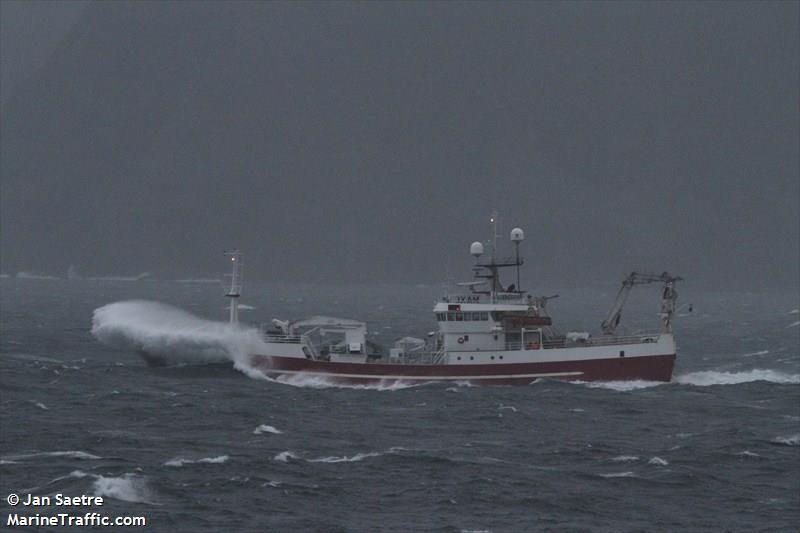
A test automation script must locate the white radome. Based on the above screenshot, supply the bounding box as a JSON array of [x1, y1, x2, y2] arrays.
[[510, 228, 525, 242], [470, 241, 484, 257]]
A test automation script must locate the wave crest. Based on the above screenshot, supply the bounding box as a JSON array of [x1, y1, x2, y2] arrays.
[[676, 370, 800, 386], [1, 451, 100, 462], [253, 425, 283, 435], [273, 451, 298, 462], [266, 373, 419, 391], [307, 452, 383, 463], [164, 455, 229, 467], [772, 434, 800, 446], [578, 380, 664, 391], [611, 455, 639, 462], [600, 471, 635, 478], [92, 474, 155, 504]]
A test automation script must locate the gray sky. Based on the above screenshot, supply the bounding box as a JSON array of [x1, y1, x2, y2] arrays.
[[1, 1, 798, 289], [0, 1, 88, 105]]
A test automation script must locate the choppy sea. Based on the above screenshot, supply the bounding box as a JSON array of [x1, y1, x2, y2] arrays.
[[1, 279, 798, 532]]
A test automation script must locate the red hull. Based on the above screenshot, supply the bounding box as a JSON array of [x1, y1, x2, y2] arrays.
[[250, 353, 676, 386]]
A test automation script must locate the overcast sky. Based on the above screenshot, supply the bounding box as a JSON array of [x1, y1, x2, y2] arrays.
[[1, 1, 797, 289]]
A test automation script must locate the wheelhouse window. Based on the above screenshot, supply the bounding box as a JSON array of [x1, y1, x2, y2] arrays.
[[451, 311, 489, 321]]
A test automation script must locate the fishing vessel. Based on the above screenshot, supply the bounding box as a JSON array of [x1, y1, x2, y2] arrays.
[[229, 215, 682, 386]]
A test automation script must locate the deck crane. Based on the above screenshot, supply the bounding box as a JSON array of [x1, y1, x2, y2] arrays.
[[601, 271, 682, 335]]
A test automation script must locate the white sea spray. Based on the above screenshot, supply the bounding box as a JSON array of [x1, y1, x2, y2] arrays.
[[253, 425, 283, 435], [676, 370, 800, 386], [164, 455, 229, 467]]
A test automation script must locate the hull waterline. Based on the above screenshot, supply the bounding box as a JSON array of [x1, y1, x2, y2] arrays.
[[250, 353, 676, 386]]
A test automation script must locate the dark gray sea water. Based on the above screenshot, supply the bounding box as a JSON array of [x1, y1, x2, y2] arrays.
[[1, 279, 798, 532]]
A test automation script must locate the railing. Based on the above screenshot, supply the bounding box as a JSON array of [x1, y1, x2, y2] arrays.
[[387, 350, 446, 365], [501, 333, 661, 352], [262, 333, 304, 344], [583, 333, 661, 347]]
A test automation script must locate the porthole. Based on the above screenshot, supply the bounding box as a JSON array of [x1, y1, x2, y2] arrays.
[[499, 355, 503, 360], [490, 356, 495, 360], [470, 356, 474, 360], [457, 356, 461, 360]]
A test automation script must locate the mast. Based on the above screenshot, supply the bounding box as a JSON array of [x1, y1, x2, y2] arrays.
[[489, 211, 500, 302], [489, 210, 499, 262], [469, 213, 525, 303], [510, 227, 524, 291], [223, 250, 243, 324]]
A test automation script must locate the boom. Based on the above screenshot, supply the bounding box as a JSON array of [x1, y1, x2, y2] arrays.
[[601, 271, 682, 335]]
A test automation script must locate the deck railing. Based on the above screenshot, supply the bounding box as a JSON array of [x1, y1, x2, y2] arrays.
[[504, 333, 661, 352], [262, 333, 305, 344], [391, 349, 446, 365]]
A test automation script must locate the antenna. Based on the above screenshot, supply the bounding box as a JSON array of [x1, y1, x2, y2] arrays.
[[223, 250, 243, 324], [510, 227, 524, 290], [489, 210, 499, 261], [442, 253, 453, 302]]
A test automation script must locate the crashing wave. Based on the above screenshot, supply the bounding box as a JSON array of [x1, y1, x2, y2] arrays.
[[91, 301, 430, 389], [91, 300, 269, 369], [92, 474, 156, 504]]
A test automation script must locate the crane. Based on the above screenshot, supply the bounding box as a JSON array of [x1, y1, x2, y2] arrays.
[[601, 271, 682, 335]]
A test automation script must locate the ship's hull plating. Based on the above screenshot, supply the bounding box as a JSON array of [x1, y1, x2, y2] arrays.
[[250, 353, 676, 386]]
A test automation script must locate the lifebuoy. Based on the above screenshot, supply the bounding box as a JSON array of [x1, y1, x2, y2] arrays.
[[457, 337, 465, 344]]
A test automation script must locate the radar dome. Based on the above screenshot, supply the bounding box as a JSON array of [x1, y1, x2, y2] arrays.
[[510, 228, 525, 242], [470, 241, 484, 257]]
